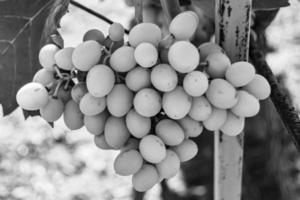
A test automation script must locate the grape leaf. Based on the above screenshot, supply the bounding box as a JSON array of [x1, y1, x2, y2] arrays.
[[0, 0, 69, 116]]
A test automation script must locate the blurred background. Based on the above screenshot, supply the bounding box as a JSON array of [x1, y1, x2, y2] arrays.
[[0, 0, 300, 199]]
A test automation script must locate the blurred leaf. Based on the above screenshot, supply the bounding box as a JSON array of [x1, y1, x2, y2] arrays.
[[0, 0, 69, 116]]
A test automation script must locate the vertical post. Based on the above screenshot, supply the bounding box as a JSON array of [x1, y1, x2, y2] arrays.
[[134, 0, 143, 24], [214, 1, 252, 200]]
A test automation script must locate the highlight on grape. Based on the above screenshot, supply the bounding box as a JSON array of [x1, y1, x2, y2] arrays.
[[16, 11, 271, 192]]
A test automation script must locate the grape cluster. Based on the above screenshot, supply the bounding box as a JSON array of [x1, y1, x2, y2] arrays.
[[16, 11, 271, 192]]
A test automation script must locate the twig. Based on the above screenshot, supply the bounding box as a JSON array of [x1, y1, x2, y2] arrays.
[[70, 0, 129, 34], [250, 41, 300, 152], [133, 0, 143, 24], [160, 0, 181, 24]]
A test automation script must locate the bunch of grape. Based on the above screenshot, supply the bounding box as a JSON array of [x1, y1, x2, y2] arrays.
[[16, 11, 271, 192]]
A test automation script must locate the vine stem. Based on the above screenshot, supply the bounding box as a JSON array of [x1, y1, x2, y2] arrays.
[[69, 0, 129, 34], [134, 0, 143, 24], [159, 0, 181, 24]]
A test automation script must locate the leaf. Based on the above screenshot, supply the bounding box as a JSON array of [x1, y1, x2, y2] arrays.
[[0, 0, 69, 116]]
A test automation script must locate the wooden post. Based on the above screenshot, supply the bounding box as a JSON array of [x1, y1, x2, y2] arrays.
[[214, 1, 252, 200]]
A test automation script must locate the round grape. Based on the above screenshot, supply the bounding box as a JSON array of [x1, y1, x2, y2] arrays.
[[231, 90, 260, 117], [79, 93, 106, 116], [189, 96, 212, 121], [54, 47, 74, 70], [109, 22, 125, 41], [203, 107, 227, 131], [40, 97, 64, 122], [225, 61, 256, 87], [114, 149, 143, 176], [243, 74, 271, 100], [125, 109, 151, 138], [132, 164, 159, 192], [155, 119, 185, 146], [206, 52, 231, 78], [125, 67, 151, 92], [156, 150, 180, 179], [94, 134, 113, 150], [39, 44, 59, 71], [151, 64, 178, 92], [33, 69, 55, 87], [134, 43, 158, 68], [63, 100, 84, 130], [139, 135, 166, 164], [220, 112, 245, 136], [198, 42, 223, 61], [183, 71, 208, 97], [128, 23, 162, 47], [133, 88, 161, 117], [178, 116, 203, 138], [171, 139, 198, 162], [110, 46, 136, 72], [84, 111, 108, 135], [83, 29, 105, 44]]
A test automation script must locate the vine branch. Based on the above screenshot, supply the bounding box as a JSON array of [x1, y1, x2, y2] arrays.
[[250, 41, 300, 152], [133, 0, 143, 24], [69, 0, 129, 34]]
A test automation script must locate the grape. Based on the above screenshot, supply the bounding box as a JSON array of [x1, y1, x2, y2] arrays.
[[125, 109, 151, 138], [79, 93, 106, 116], [132, 164, 159, 192], [109, 22, 125, 41], [72, 41, 102, 71], [183, 71, 208, 97], [63, 100, 84, 130], [185, 11, 200, 24], [114, 149, 143, 176], [220, 112, 245, 136], [39, 44, 59, 71], [203, 107, 227, 131], [128, 23, 162, 47], [84, 111, 108, 135], [94, 134, 113, 150], [231, 90, 260, 117], [54, 47, 74, 70], [33, 69, 55, 87], [139, 135, 166, 163], [189, 96, 212, 121], [104, 116, 130, 149], [156, 150, 180, 179], [133, 88, 161, 117], [107, 84, 133, 117], [57, 86, 72, 104], [206, 52, 231, 78], [151, 64, 178, 92], [86, 65, 115, 97], [206, 79, 238, 109], [124, 0, 134, 7], [225, 61, 256, 87], [71, 82, 88, 104], [168, 41, 200, 73], [125, 67, 151, 92], [16, 82, 49, 110], [178, 116, 203, 138], [83, 29, 105, 44], [155, 119, 184, 146], [134, 43, 158, 68], [122, 138, 140, 151], [110, 46, 136, 72], [171, 139, 198, 162], [40, 97, 64, 122], [169, 11, 199, 40], [243, 74, 271, 100], [162, 86, 192, 120], [198, 42, 223, 61]]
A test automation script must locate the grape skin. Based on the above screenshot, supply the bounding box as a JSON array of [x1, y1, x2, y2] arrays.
[[156, 150, 180, 179], [134, 43, 158, 68], [171, 139, 198, 162], [39, 44, 59, 71], [206, 52, 231, 78], [125, 67, 151, 92], [83, 29, 106, 45], [162, 86, 192, 120], [125, 109, 151, 138], [132, 164, 159, 192], [72, 40, 102, 71], [155, 119, 185, 146], [139, 135, 166, 164], [122, 138, 140, 151], [110, 46, 136, 72], [220, 112, 245, 136], [114, 149, 143, 176], [206, 79, 238, 109], [189, 96, 212, 121], [128, 23, 162, 47], [168, 41, 200, 73], [71, 82, 88, 104], [203, 107, 227, 131], [104, 116, 130, 149], [183, 71, 208, 97], [198, 42, 223, 62], [225, 61, 256, 87], [54, 47, 74, 71], [86, 65, 115, 98], [133, 88, 162, 117], [63, 100, 84, 130], [40, 97, 64, 122], [178, 116, 203, 138], [84, 111, 108, 135], [231, 90, 260, 117], [94, 134, 113, 150], [106, 84, 133, 117], [79, 93, 106, 116], [169, 11, 199, 40], [243, 74, 271, 100], [33, 69, 55, 87], [16, 82, 49, 111], [57, 86, 72, 104], [151, 64, 178, 92], [109, 22, 125, 41]]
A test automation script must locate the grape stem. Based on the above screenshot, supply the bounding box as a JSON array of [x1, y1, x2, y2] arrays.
[[250, 40, 300, 152], [52, 80, 63, 98]]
